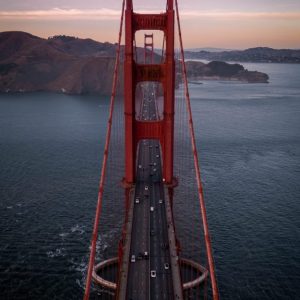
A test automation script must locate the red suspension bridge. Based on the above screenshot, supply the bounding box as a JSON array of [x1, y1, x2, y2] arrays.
[[84, 0, 219, 299]]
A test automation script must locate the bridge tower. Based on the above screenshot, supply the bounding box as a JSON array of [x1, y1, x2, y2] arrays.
[[144, 33, 154, 64], [123, 0, 175, 187]]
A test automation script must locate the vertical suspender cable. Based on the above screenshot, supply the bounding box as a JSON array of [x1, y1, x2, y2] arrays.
[[174, 0, 219, 299], [83, 1, 125, 299]]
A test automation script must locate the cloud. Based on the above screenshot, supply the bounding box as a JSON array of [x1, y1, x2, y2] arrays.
[[1, 8, 300, 21], [0, 8, 122, 20]]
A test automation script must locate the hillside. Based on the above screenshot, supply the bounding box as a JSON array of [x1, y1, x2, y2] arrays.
[[0, 31, 123, 95], [0, 31, 268, 95]]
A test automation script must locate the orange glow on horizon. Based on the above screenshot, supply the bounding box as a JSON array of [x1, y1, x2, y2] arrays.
[[0, 8, 299, 49]]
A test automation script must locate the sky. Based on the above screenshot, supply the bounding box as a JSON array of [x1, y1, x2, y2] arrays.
[[0, 0, 300, 49]]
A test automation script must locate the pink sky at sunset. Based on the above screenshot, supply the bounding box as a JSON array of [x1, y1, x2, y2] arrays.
[[0, 0, 299, 49]]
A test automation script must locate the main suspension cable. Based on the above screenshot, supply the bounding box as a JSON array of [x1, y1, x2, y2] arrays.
[[174, 0, 219, 299], [83, 0, 125, 299]]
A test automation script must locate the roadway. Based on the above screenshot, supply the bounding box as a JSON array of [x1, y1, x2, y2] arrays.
[[126, 83, 174, 299]]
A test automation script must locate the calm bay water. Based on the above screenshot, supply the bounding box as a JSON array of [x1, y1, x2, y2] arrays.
[[0, 63, 299, 299]]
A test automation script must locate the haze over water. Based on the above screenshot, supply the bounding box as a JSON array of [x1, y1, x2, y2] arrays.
[[0, 62, 299, 299]]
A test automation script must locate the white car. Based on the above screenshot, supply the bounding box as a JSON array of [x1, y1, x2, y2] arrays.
[[156, 154, 159, 158], [131, 255, 136, 263], [150, 270, 156, 278], [150, 206, 154, 212], [135, 198, 140, 204], [159, 199, 163, 204], [145, 186, 149, 191], [138, 164, 142, 169], [164, 263, 169, 270]]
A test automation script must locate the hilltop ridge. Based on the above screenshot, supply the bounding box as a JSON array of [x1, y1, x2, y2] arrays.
[[185, 47, 300, 63]]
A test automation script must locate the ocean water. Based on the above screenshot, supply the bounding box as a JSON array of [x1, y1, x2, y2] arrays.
[[0, 62, 299, 299]]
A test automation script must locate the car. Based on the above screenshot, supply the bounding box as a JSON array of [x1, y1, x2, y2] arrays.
[[150, 270, 156, 278], [131, 255, 136, 263], [161, 242, 169, 250], [156, 154, 159, 158], [138, 164, 142, 169], [150, 206, 154, 212], [144, 251, 149, 258], [150, 229, 155, 236], [159, 199, 163, 204], [153, 162, 157, 166], [153, 168, 157, 172], [137, 253, 143, 260], [145, 186, 149, 191], [164, 263, 170, 270], [135, 198, 140, 204]]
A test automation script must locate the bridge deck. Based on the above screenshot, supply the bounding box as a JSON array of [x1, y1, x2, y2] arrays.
[[118, 84, 183, 299]]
